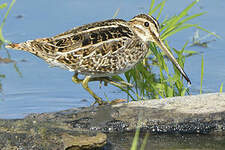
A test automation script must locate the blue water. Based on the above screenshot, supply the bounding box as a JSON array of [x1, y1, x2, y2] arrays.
[[0, 0, 225, 119]]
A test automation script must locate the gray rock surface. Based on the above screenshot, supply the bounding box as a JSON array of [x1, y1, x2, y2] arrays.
[[1, 93, 225, 149]]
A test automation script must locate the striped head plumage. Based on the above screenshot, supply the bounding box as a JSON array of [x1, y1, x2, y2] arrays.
[[129, 14, 160, 43], [129, 14, 191, 84]]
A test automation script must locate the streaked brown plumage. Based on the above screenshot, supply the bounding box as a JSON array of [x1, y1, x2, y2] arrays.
[[6, 14, 191, 105]]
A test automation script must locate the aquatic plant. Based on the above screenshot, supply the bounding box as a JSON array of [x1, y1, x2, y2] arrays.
[[0, 0, 17, 97], [113, 0, 217, 101], [0, 0, 15, 46]]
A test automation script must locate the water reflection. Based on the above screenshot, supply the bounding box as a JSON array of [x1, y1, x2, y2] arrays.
[[189, 30, 218, 48], [0, 48, 22, 99], [107, 133, 225, 150], [0, 74, 5, 94]]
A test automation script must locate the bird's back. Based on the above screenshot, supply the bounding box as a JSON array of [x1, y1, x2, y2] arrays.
[[6, 18, 147, 76]]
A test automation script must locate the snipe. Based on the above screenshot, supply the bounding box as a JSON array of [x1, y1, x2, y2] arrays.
[[6, 14, 191, 105]]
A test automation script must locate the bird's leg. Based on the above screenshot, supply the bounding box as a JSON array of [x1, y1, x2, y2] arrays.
[[72, 73, 131, 105], [72, 73, 104, 105], [72, 72, 83, 84], [82, 76, 104, 105], [73, 74, 133, 88]]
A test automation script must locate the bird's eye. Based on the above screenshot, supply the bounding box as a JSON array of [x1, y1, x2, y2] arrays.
[[144, 22, 149, 27]]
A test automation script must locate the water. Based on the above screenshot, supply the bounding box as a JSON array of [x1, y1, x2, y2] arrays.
[[107, 133, 225, 150], [0, 0, 225, 119]]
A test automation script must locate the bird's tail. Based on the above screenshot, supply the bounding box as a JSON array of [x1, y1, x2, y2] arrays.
[[5, 40, 34, 52], [5, 39, 57, 61], [5, 43, 19, 49]]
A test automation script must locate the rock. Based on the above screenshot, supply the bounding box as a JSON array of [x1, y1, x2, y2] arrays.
[[65, 93, 225, 134], [0, 115, 107, 149], [62, 133, 106, 150], [1, 93, 225, 149]]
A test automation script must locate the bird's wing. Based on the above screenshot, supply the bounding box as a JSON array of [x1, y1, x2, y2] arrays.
[[28, 19, 141, 74], [41, 19, 134, 54], [55, 35, 144, 76]]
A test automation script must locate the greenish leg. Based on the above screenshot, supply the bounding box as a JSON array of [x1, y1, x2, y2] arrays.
[[72, 72, 133, 88], [72, 73, 104, 105], [82, 76, 104, 105], [72, 73, 131, 105], [72, 73, 82, 84]]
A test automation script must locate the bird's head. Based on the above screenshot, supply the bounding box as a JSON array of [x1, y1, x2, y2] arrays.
[[129, 14, 191, 84]]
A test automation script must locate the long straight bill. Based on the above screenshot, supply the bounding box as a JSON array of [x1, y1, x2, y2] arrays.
[[155, 38, 191, 84]]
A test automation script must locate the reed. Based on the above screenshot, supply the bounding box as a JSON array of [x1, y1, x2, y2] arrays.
[[114, 0, 217, 101]]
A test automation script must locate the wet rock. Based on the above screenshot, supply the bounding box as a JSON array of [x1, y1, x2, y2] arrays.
[[0, 114, 107, 149], [1, 93, 225, 149], [62, 133, 106, 150], [64, 93, 225, 134]]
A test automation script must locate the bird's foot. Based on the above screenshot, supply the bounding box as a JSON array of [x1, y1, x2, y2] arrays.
[[91, 99, 127, 106]]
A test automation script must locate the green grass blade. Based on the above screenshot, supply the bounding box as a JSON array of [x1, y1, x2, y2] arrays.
[[160, 16, 177, 32], [220, 83, 223, 93], [157, 0, 166, 20], [0, 0, 16, 29], [179, 12, 207, 25], [161, 12, 215, 41], [181, 88, 186, 96], [183, 50, 198, 55], [130, 126, 140, 150], [161, 0, 199, 37], [140, 132, 149, 150], [149, 0, 155, 13], [167, 0, 198, 30], [162, 12, 206, 35], [0, 0, 16, 43], [200, 55, 204, 94], [0, 3, 7, 9], [162, 24, 197, 40], [149, 1, 165, 16], [0, 30, 4, 43]]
